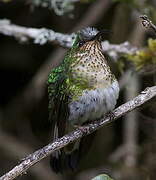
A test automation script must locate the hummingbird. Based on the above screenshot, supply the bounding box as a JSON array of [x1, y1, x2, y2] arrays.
[[47, 27, 119, 173]]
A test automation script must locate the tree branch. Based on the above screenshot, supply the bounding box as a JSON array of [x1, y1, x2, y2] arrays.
[[0, 130, 59, 180], [140, 15, 156, 34], [0, 86, 156, 180], [0, 19, 75, 47], [101, 41, 137, 60], [30, 0, 80, 16], [0, 19, 138, 57]]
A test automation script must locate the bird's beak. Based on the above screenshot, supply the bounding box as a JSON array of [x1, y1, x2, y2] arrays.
[[92, 29, 112, 41]]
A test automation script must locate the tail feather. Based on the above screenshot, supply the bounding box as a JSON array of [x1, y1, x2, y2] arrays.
[[50, 149, 79, 173], [50, 132, 96, 173], [50, 155, 61, 173], [67, 149, 79, 170]]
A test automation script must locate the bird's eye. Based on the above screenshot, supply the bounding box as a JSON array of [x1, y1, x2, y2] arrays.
[[78, 41, 85, 47]]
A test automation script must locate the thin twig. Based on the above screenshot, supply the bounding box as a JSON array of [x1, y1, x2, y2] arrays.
[[140, 15, 156, 34], [0, 86, 156, 180]]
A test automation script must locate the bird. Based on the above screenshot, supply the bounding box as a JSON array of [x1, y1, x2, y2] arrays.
[[47, 27, 119, 173]]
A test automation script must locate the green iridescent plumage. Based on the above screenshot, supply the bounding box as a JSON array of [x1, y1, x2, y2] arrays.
[[48, 35, 90, 110]]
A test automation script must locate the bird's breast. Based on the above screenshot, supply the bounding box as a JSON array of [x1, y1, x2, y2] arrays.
[[68, 80, 119, 126], [70, 50, 113, 88]]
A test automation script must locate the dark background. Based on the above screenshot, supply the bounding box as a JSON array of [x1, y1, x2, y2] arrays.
[[0, 0, 156, 180]]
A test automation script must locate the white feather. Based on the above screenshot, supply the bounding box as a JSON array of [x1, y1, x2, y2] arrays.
[[68, 80, 119, 125]]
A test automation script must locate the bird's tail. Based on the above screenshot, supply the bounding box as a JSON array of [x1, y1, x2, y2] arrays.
[[50, 132, 96, 173], [50, 144, 80, 173]]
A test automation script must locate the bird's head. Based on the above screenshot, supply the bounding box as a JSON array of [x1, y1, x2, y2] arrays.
[[72, 27, 111, 50]]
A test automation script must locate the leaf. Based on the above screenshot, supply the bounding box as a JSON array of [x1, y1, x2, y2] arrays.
[[91, 174, 114, 180], [148, 38, 156, 52]]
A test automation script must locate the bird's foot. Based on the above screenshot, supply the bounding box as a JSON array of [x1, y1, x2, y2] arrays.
[[74, 125, 90, 134], [105, 111, 115, 121]]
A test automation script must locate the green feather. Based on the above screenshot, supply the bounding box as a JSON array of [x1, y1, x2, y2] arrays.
[[47, 34, 90, 110]]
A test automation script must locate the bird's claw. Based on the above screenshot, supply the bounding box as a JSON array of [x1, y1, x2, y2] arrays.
[[74, 125, 90, 134]]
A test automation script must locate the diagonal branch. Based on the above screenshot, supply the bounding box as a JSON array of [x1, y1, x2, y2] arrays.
[[0, 86, 156, 180], [0, 130, 59, 180]]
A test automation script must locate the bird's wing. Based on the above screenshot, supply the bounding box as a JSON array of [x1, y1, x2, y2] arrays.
[[48, 73, 69, 141], [48, 69, 75, 173]]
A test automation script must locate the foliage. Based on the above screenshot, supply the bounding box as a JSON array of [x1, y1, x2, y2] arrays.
[[112, 0, 156, 21], [127, 38, 156, 71], [91, 174, 114, 180], [31, 0, 94, 16], [31, 0, 75, 15]]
